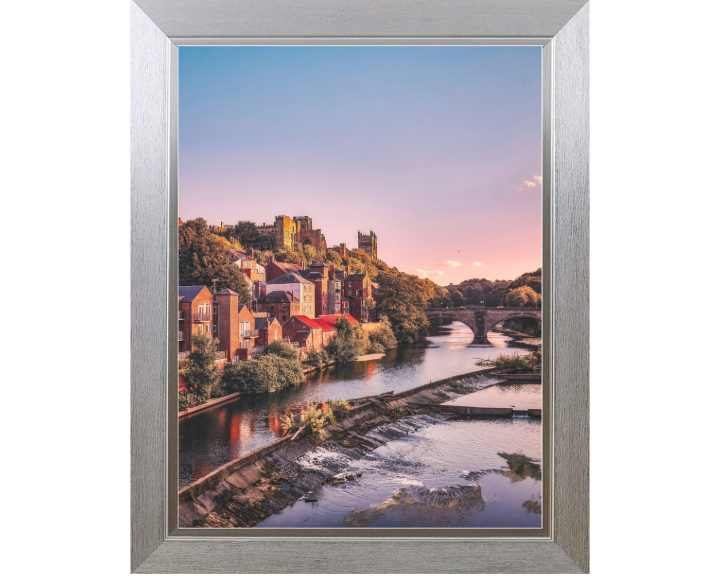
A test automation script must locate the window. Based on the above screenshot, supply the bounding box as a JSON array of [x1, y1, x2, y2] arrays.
[[213, 304, 217, 315], [213, 325, 217, 332]]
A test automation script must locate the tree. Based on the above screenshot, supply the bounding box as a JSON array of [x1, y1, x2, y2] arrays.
[[178, 218, 251, 305], [232, 221, 259, 247], [504, 286, 541, 308], [222, 354, 305, 395], [184, 331, 221, 397], [374, 269, 430, 343], [327, 317, 367, 364], [265, 340, 300, 362], [369, 315, 398, 351], [450, 290, 466, 308]]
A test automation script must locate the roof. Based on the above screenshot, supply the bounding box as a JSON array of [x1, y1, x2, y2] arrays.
[[310, 261, 329, 268], [346, 273, 369, 281], [267, 271, 313, 285], [269, 261, 303, 274], [255, 317, 278, 330], [179, 286, 209, 302], [226, 249, 253, 262], [216, 288, 238, 295], [261, 291, 299, 304], [291, 315, 322, 329], [318, 314, 359, 327]]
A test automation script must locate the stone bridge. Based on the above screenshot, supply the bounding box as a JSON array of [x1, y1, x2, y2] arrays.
[[424, 306, 541, 338]]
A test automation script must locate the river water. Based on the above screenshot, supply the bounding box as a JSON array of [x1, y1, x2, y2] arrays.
[[179, 322, 537, 489]]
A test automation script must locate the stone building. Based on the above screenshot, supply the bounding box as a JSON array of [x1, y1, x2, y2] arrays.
[[257, 291, 301, 324], [265, 271, 315, 317], [343, 271, 376, 323], [255, 316, 283, 348], [358, 230, 378, 259], [255, 215, 327, 256], [298, 261, 331, 316]]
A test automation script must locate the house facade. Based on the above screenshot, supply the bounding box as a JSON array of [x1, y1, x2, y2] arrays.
[[178, 285, 214, 355], [266, 271, 315, 317], [255, 316, 283, 348], [343, 272, 376, 323], [257, 290, 301, 324]]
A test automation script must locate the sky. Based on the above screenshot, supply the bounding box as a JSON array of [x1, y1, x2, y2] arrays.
[[179, 46, 541, 284]]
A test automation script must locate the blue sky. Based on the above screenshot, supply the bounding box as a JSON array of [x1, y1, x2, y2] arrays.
[[179, 46, 542, 283]]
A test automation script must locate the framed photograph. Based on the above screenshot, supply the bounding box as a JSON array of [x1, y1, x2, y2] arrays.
[[131, 0, 588, 572]]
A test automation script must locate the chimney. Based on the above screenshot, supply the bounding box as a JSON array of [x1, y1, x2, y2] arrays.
[[247, 247, 254, 258], [221, 221, 224, 228]]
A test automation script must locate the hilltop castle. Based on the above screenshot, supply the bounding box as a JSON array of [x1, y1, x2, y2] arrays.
[[256, 215, 327, 256], [358, 230, 377, 259]]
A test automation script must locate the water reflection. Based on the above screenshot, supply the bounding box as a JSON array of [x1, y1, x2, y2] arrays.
[[179, 322, 532, 488]]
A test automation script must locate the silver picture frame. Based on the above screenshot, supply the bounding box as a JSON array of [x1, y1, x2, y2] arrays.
[[131, 0, 589, 572]]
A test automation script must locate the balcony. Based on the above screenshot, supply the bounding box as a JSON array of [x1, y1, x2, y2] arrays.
[[193, 312, 212, 322], [240, 329, 260, 339], [178, 332, 185, 341], [178, 311, 185, 321]]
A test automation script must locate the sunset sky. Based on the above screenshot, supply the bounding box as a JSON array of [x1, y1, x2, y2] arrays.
[[179, 46, 541, 284]]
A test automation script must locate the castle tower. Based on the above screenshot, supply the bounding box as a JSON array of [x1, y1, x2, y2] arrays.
[[358, 230, 377, 260]]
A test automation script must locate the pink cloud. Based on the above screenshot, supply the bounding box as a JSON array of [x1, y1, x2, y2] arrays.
[[417, 268, 445, 279], [428, 260, 461, 268]]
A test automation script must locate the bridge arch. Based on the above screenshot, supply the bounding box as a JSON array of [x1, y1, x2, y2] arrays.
[[424, 307, 541, 338]]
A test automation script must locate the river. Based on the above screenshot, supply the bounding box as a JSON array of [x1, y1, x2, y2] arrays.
[[179, 321, 537, 489]]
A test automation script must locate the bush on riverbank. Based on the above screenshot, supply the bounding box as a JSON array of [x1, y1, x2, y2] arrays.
[[222, 354, 305, 395], [477, 350, 541, 374], [179, 332, 222, 410], [369, 315, 398, 352], [265, 340, 300, 362], [303, 349, 330, 369], [326, 317, 367, 365]]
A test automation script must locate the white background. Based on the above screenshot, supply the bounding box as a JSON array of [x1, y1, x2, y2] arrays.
[[1, 1, 718, 574]]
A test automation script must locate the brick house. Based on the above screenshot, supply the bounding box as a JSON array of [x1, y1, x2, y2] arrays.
[[257, 290, 301, 324], [227, 248, 266, 300], [343, 272, 376, 323], [298, 261, 330, 316], [178, 285, 214, 355], [255, 316, 282, 348], [281, 314, 358, 351], [327, 265, 345, 314], [235, 305, 260, 360], [265, 258, 304, 282], [266, 271, 315, 317], [281, 315, 324, 352]]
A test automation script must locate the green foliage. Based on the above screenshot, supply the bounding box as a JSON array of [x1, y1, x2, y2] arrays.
[[253, 250, 274, 267], [279, 402, 343, 437], [230, 221, 259, 248], [374, 269, 430, 343], [503, 317, 541, 336], [274, 249, 305, 265], [445, 278, 512, 307], [265, 340, 300, 362], [367, 315, 397, 353], [326, 317, 367, 364], [506, 268, 542, 294], [184, 332, 221, 397], [178, 218, 251, 305], [304, 349, 330, 368], [477, 350, 541, 374], [222, 354, 305, 395], [328, 399, 351, 415], [503, 285, 541, 308]]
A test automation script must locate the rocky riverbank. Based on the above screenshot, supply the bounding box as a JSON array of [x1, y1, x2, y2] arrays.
[[178, 370, 496, 527]]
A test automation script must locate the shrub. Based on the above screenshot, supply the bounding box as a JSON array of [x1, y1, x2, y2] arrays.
[[326, 317, 366, 364], [370, 316, 398, 351], [222, 354, 305, 395], [279, 402, 339, 437], [265, 340, 300, 362], [184, 332, 221, 398], [304, 349, 330, 368], [477, 349, 541, 374]]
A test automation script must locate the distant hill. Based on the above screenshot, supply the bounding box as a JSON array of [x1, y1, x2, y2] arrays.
[[444, 268, 541, 308]]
